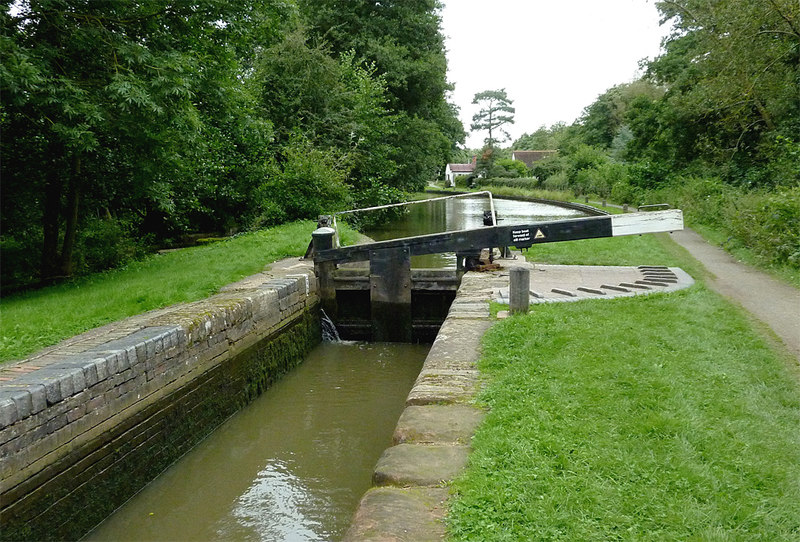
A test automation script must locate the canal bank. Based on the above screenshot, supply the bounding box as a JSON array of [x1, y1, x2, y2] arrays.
[[343, 251, 695, 540], [0, 259, 322, 541], [5, 194, 580, 541]]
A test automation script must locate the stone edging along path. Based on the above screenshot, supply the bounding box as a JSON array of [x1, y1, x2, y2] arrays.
[[343, 255, 694, 541]]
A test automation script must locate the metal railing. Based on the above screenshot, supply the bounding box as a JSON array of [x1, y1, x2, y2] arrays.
[[330, 191, 497, 243]]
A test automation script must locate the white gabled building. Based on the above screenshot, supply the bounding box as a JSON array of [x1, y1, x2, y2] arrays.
[[444, 155, 477, 186]]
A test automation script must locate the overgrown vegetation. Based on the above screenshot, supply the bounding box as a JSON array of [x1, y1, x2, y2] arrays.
[[452, 0, 799, 276], [1, 1, 464, 292], [0, 221, 359, 363], [448, 234, 800, 540]]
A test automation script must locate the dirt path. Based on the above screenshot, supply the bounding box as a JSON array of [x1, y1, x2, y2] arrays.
[[670, 229, 800, 361]]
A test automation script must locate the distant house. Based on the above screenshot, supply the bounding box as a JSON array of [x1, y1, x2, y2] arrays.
[[444, 155, 477, 187], [511, 150, 557, 169]]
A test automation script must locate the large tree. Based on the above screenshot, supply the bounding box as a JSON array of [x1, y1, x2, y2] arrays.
[[297, 0, 465, 191], [471, 89, 515, 151], [0, 0, 288, 283], [638, 0, 800, 184]]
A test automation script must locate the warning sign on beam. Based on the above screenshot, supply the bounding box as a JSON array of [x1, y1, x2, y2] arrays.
[[511, 228, 531, 244]]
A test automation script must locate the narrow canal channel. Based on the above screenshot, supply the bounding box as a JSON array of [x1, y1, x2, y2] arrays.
[[83, 343, 427, 541], [82, 196, 582, 542]]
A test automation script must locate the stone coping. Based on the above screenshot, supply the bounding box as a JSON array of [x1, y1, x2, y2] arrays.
[[344, 256, 695, 540], [0, 258, 318, 491], [343, 262, 514, 541]]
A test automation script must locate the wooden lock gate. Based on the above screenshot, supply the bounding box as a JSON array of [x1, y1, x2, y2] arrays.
[[311, 209, 684, 342]]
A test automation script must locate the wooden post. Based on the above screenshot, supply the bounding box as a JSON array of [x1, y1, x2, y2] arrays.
[[370, 247, 412, 342], [509, 267, 530, 315], [312, 227, 337, 319]]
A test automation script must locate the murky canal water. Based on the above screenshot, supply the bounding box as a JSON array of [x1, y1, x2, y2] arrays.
[[83, 342, 427, 542], [364, 195, 584, 267], [83, 197, 577, 542]]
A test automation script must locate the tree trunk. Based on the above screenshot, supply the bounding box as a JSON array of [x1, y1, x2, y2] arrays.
[[40, 159, 62, 284], [59, 154, 82, 278]]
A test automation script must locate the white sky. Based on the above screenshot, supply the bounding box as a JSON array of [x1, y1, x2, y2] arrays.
[[440, 0, 671, 148]]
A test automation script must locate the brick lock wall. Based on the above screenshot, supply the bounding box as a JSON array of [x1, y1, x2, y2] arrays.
[[0, 266, 320, 542]]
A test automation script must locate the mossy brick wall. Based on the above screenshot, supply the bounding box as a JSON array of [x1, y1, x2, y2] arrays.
[[0, 268, 320, 542]]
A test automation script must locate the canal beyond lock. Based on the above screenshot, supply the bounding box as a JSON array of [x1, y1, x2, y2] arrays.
[[83, 196, 583, 541]]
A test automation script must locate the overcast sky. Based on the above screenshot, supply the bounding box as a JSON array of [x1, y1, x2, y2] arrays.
[[440, 0, 671, 148]]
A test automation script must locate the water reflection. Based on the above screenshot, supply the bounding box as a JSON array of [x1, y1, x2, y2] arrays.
[[83, 342, 428, 542], [222, 460, 325, 542], [363, 196, 584, 267]]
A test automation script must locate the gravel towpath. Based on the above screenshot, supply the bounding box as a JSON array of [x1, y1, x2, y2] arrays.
[[670, 229, 800, 360]]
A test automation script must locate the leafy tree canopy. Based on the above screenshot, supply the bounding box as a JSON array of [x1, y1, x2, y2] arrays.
[[1, 0, 465, 290]]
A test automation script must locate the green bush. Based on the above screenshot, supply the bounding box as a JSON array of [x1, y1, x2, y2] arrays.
[[728, 187, 800, 267], [494, 158, 530, 178], [544, 171, 570, 192], [254, 137, 352, 227], [569, 143, 608, 173], [530, 155, 568, 182], [75, 217, 151, 274], [455, 173, 476, 188], [0, 234, 42, 293], [647, 176, 800, 270], [477, 177, 540, 191], [610, 178, 643, 206]]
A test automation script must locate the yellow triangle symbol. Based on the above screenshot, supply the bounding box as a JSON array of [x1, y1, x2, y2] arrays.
[[534, 229, 546, 239]]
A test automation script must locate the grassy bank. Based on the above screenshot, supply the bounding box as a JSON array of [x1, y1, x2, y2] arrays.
[[0, 221, 356, 363], [447, 233, 800, 540]]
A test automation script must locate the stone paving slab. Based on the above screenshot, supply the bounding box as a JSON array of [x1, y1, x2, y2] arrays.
[[373, 444, 471, 487], [422, 319, 493, 370], [342, 487, 449, 542], [493, 263, 694, 305], [393, 405, 485, 445], [405, 370, 481, 407]]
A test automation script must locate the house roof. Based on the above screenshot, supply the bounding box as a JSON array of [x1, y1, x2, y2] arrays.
[[448, 163, 475, 173], [511, 150, 557, 167]]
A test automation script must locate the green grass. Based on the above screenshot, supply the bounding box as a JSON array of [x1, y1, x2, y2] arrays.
[[0, 221, 358, 363], [447, 231, 800, 540], [448, 289, 800, 540]]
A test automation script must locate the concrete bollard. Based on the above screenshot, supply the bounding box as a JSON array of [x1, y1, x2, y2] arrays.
[[509, 267, 530, 314]]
